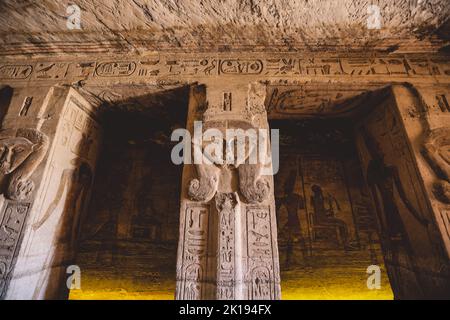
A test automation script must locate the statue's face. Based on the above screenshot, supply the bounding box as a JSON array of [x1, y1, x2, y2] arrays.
[[0, 137, 33, 174]]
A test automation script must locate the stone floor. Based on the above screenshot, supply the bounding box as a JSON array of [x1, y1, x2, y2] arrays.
[[279, 246, 393, 300], [69, 240, 392, 300], [69, 240, 177, 300]]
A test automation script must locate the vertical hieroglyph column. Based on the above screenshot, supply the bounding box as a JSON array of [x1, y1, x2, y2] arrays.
[[215, 192, 238, 299], [175, 82, 281, 300]]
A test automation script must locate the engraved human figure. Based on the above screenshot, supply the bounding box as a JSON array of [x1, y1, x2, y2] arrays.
[[185, 282, 200, 300], [0, 129, 49, 298], [252, 267, 270, 299], [184, 264, 202, 300], [361, 127, 429, 298], [362, 128, 429, 238], [276, 172, 307, 267], [310, 184, 354, 250], [32, 161, 93, 299]]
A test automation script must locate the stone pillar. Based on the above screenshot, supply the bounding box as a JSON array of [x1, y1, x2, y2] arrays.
[[391, 85, 450, 258], [0, 86, 101, 299], [175, 82, 281, 300], [355, 84, 450, 299]]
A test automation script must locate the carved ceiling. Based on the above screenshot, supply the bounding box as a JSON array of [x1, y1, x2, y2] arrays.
[[266, 83, 391, 119], [0, 0, 448, 57]]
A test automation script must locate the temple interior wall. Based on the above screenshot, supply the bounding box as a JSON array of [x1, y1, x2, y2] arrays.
[[0, 52, 449, 299], [272, 118, 392, 299]]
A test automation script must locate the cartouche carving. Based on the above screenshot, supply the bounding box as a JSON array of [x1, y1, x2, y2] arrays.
[[422, 127, 450, 203], [0, 128, 49, 201]]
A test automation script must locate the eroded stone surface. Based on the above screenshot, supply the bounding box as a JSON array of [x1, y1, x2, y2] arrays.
[[0, 0, 448, 56]]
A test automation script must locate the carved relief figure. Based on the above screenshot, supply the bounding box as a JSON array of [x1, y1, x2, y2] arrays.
[[183, 263, 203, 300], [0, 128, 49, 298], [422, 127, 450, 203], [33, 161, 93, 242], [362, 128, 429, 236], [310, 184, 353, 250], [251, 266, 271, 300], [361, 127, 429, 298], [276, 172, 307, 267], [32, 161, 93, 299], [0, 128, 49, 201]]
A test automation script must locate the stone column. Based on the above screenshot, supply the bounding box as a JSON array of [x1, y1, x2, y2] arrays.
[[0, 86, 101, 299], [391, 84, 450, 258], [358, 84, 450, 298], [175, 82, 281, 300]]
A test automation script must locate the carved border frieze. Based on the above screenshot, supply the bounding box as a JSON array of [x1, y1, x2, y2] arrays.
[[1, 55, 449, 84]]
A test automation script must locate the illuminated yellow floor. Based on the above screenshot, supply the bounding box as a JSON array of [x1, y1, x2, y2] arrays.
[[70, 242, 393, 300], [69, 276, 176, 300], [70, 260, 393, 300], [279, 246, 393, 300], [280, 266, 393, 300]]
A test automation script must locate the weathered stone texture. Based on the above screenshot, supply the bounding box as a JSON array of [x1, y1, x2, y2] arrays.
[[0, 0, 448, 56]]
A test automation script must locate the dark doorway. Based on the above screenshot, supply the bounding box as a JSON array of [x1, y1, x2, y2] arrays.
[[271, 118, 393, 299], [71, 88, 188, 299]]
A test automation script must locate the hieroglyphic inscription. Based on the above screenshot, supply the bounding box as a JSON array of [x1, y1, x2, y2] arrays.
[[1, 56, 449, 82], [33, 63, 69, 80], [178, 204, 209, 300], [95, 62, 137, 77], [215, 193, 237, 300], [19, 97, 33, 117], [0, 201, 31, 298], [436, 94, 450, 113], [246, 205, 274, 300], [219, 59, 263, 75], [60, 99, 98, 161], [223, 92, 232, 112], [0, 65, 32, 79]]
